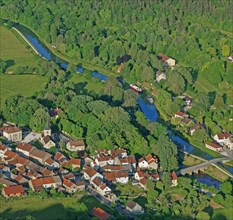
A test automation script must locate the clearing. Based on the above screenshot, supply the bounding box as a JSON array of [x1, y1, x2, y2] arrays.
[[0, 25, 38, 72], [0, 74, 47, 108]]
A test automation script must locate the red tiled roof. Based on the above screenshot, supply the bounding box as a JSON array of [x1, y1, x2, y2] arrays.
[[92, 177, 107, 190], [217, 133, 231, 140], [69, 140, 85, 147], [85, 167, 97, 178], [91, 207, 110, 220], [0, 144, 7, 152], [30, 149, 51, 160], [158, 54, 170, 62], [45, 158, 55, 165], [175, 111, 186, 117], [127, 156, 136, 164], [16, 143, 34, 152], [104, 171, 128, 181], [54, 152, 64, 161], [1, 126, 21, 134], [3, 185, 24, 195], [206, 142, 223, 149], [42, 177, 55, 185], [171, 171, 178, 181], [117, 63, 124, 73], [4, 150, 17, 159], [97, 156, 112, 162], [145, 154, 154, 163], [63, 178, 73, 188], [69, 158, 81, 166]]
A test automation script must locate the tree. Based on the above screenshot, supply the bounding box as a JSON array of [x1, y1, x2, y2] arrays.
[[0, 59, 7, 73], [221, 44, 230, 57], [29, 108, 50, 132], [161, 172, 172, 191], [220, 181, 232, 195], [196, 211, 210, 220], [123, 89, 138, 107]]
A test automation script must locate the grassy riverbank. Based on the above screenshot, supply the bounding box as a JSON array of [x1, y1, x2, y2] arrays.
[[0, 25, 38, 72]]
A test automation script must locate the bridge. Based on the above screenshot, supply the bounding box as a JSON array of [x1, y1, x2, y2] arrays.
[[179, 157, 233, 178]]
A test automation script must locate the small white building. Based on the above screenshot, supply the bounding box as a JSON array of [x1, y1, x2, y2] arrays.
[[158, 54, 176, 68], [84, 167, 103, 181], [126, 201, 144, 215], [214, 133, 231, 148]]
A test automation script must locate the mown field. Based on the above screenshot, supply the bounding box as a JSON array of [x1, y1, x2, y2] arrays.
[[0, 74, 47, 108], [0, 194, 114, 220], [0, 25, 38, 72]]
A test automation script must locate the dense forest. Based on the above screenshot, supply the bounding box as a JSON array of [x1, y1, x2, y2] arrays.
[[0, 0, 232, 136]]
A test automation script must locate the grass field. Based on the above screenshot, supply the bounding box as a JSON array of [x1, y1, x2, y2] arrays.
[[0, 194, 113, 220], [69, 73, 105, 95], [0, 25, 39, 72], [0, 74, 47, 108]]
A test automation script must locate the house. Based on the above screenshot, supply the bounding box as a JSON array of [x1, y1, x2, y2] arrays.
[[0, 178, 16, 187], [138, 158, 148, 169], [91, 207, 110, 220], [66, 140, 85, 152], [144, 154, 158, 170], [104, 171, 129, 184], [29, 176, 61, 191], [228, 56, 233, 63], [213, 133, 231, 146], [126, 201, 144, 215], [174, 111, 188, 119], [189, 124, 202, 136], [0, 144, 7, 155], [49, 108, 63, 119], [14, 175, 29, 184], [16, 143, 35, 157], [205, 142, 223, 152], [134, 171, 147, 180], [63, 172, 75, 180], [1, 126, 22, 142], [91, 177, 111, 196], [45, 158, 60, 170], [95, 156, 114, 167], [84, 167, 103, 181], [63, 158, 81, 169], [181, 118, 191, 126], [156, 71, 166, 82], [109, 148, 127, 158], [2, 185, 25, 198], [29, 148, 52, 164], [138, 177, 148, 190], [54, 152, 67, 164], [158, 54, 176, 68], [40, 135, 55, 149], [117, 63, 124, 73], [62, 178, 79, 193], [184, 97, 192, 106], [75, 181, 85, 191], [151, 173, 160, 181], [171, 171, 178, 187]]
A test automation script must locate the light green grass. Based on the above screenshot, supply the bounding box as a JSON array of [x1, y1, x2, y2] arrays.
[[0, 25, 38, 72], [69, 73, 105, 95], [0, 194, 113, 220], [0, 74, 47, 108]]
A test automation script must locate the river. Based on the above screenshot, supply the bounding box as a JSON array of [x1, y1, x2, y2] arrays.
[[14, 23, 229, 188]]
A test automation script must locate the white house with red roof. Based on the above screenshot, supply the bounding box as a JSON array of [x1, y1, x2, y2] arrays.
[[171, 171, 178, 187], [45, 158, 59, 170], [1, 126, 22, 142], [158, 54, 176, 68], [138, 157, 148, 169], [84, 167, 103, 181], [2, 185, 25, 198], [95, 156, 114, 167], [66, 140, 85, 152], [214, 133, 232, 149], [91, 177, 111, 196], [104, 171, 129, 184], [62, 178, 79, 193], [205, 142, 223, 152], [174, 111, 188, 119], [16, 143, 35, 157]]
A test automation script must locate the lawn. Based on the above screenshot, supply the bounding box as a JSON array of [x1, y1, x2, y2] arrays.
[[0, 194, 113, 220], [0, 25, 39, 72], [0, 74, 47, 108], [69, 73, 105, 96], [204, 165, 229, 182], [182, 154, 203, 166]]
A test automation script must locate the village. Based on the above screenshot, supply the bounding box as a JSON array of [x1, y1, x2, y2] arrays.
[[0, 114, 179, 219]]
